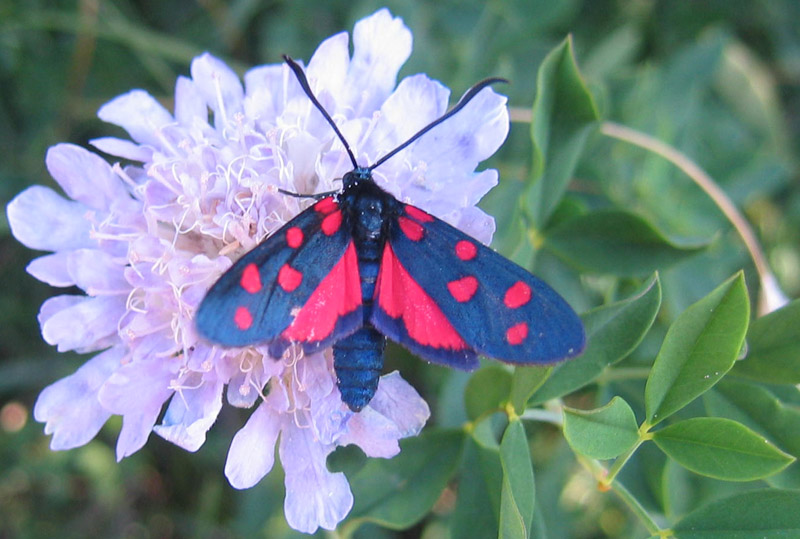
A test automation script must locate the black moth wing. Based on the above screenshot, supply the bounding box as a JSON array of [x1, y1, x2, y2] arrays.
[[382, 204, 586, 366], [195, 197, 355, 349]]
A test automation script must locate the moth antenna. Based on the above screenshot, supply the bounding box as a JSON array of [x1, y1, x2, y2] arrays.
[[277, 188, 339, 200], [283, 55, 359, 169], [369, 77, 508, 171]]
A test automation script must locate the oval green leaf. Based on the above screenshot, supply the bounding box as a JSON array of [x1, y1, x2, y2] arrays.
[[653, 417, 794, 481], [452, 427, 503, 538], [510, 365, 551, 414], [544, 209, 710, 277], [673, 489, 800, 538], [499, 419, 535, 539], [705, 380, 800, 487], [528, 35, 599, 227], [531, 273, 661, 404], [645, 271, 750, 425], [706, 380, 800, 459], [563, 397, 639, 459], [465, 365, 513, 420], [732, 299, 800, 384], [347, 428, 465, 529]]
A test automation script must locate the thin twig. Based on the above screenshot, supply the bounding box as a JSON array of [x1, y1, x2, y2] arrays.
[[600, 121, 788, 314], [509, 106, 788, 314]]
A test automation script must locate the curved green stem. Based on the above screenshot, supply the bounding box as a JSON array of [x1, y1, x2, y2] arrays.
[[599, 121, 788, 315], [576, 455, 665, 537]]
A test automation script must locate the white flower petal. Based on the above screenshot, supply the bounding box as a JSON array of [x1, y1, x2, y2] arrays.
[[98, 89, 174, 147], [90, 137, 153, 162], [411, 88, 509, 180], [190, 53, 244, 127], [174, 75, 208, 127], [37, 295, 85, 326], [369, 371, 430, 437], [225, 401, 281, 489], [307, 31, 350, 103], [226, 367, 265, 408], [45, 143, 130, 210], [295, 351, 334, 401], [310, 390, 351, 445], [153, 377, 224, 451], [98, 358, 178, 459], [368, 74, 449, 156], [40, 295, 126, 353], [7, 186, 93, 251], [453, 206, 496, 246], [280, 424, 353, 533], [116, 406, 162, 461], [67, 249, 129, 294], [339, 407, 401, 458], [33, 347, 123, 450], [243, 64, 288, 126], [98, 358, 176, 414], [27, 252, 74, 287], [344, 8, 412, 114]]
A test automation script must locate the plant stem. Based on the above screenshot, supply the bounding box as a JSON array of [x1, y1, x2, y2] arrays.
[[507, 107, 787, 315], [600, 121, 788, 315], [577, 455, 665, 536]]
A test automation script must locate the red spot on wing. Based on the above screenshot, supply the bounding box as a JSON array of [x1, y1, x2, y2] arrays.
[[506, 322, 528, 345], [504, 281, 532, 309], [240, 263, 262, 293], [405, 205, 434, 223], [399, 217, 424, 241], [286, 227, 303, 248], [447, 276, 478, 303], [234, 306, 253, 330], [375, 243, 467, 350], [321, 210, 343, 236], [278, 264, 303, 292], [282, 242, 361, 343], [455, 240, 477, 261], [314, 197, 338, 215]]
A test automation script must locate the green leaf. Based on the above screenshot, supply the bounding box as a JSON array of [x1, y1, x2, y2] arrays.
[[706, 380, 800, 458], [544, 210, 710, 277], [499, 419, 535, 539], [528, 35, 599, 227], [645, 272, 750, 425], [465, 365, 513, 420], [732, 299, 800, 384], [705, 380, 800, 487], [531, 273, 661, 404], [509, 366, 551, 414], [471, 419, 504, 518], [563, 397, 639, 459], [451, 428, 503, 539], [652, 417, 794, 481], [347, 428, 465, 529], [673, 489, 800, 538]]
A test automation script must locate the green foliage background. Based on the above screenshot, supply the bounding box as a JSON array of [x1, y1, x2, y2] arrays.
[[1, 1, 800, 537]]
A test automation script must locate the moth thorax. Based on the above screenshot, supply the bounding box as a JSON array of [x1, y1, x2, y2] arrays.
[[353, 195, 387, 242]]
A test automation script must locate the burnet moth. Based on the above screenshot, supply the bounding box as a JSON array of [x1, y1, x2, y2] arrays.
[[196, 56, 585, 411]]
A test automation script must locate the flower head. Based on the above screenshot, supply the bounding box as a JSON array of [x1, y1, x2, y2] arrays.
[[7, 8, 508, 534]]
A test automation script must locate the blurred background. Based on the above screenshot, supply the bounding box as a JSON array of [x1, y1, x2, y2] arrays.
[[1, 1, 798, 537]]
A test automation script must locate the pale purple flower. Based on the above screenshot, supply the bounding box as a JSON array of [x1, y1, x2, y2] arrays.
[[6, 8, 508, 534]]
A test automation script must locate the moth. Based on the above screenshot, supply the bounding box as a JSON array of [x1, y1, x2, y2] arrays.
[[196, 56, 585, 411]]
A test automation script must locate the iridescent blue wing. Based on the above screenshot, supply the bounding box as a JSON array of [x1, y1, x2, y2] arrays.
[[371, 203, 585, 369], [196, 197, 363, 356]]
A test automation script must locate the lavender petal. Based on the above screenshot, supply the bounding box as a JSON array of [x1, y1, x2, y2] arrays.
[[33, 347, 123, 450], [7, 186, 93, 251], [45, 143, 129, 210], [225, 401, 281, 489]]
